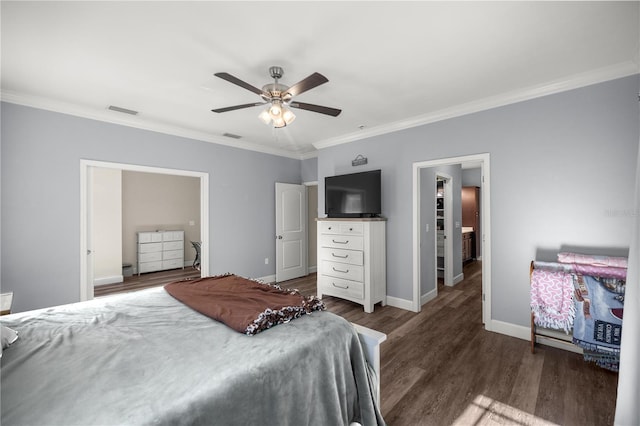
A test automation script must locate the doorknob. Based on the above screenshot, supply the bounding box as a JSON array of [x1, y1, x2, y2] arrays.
[[276, 235, 283, 239]]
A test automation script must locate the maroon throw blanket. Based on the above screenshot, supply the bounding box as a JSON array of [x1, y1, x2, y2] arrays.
[[164, 274, 325, 335]]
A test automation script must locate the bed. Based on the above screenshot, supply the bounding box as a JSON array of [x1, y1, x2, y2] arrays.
[[0, 278, 386, 425]]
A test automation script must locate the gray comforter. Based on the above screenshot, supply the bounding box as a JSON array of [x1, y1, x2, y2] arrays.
[[0, 287, 384, 426]]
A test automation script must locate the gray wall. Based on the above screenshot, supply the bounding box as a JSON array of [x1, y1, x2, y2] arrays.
[[301, 157, 318, 183], [318, 75, 639, 328], [1, 103, 301, 312], [462, 168, 482, 187]]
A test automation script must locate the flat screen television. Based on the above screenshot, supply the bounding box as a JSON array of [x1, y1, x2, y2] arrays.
[[325, 169, 382, 218]]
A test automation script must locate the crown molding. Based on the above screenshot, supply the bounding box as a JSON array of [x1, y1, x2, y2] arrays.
[[313, 61, 639, 151], [4, 61, 637, 159], [299, 150, 319, 160], [0, 91, 305, 160]]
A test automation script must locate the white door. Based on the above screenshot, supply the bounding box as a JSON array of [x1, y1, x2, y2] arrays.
[[85, 166, 95, 300], [275, 183, 307, 282]]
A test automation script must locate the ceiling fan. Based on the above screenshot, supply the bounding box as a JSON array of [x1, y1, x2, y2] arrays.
[[211, 66, 341, 128]]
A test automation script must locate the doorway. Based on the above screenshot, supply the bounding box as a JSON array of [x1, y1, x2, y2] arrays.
[[412, 153, 492, 329], [80, 160, 210, 301]]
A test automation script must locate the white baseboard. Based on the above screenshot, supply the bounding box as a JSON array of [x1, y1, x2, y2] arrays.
[[257, 274, 276, 283], [258, 268, 316, 284], [94, 275, 124, 286], [488, 319, 530, 340], [489, 319, 583, 354], [386, 295, 415, 311], [421, 288, 437, 305], [444, 273, 465, 287]]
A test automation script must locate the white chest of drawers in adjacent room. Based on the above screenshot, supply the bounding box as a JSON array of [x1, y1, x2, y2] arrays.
[[317, 219, 386, 313], [137, 231, 185, 275]]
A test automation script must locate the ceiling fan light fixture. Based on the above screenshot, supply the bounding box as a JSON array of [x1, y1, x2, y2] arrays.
[[214, 66, 340, 128], [269, 103, 282, 117], [272, 117, 286, 128], [282, 108, 296, 125], [258, 109, 272, 125], [259, 101, 295, 128]]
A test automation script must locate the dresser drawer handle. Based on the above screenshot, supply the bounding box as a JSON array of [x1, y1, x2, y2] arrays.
[[331, 253, 349, 259], [332, 239, 349, 244], [332, 267, 349, 274], [332, 282, 349, 290]]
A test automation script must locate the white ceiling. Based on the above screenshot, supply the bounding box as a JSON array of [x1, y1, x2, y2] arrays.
[[2, 1, 638, 159]]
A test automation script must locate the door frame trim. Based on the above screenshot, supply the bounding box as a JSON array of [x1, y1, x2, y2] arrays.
[[80, 159, 209, 301], [412, 153, 492, 329]]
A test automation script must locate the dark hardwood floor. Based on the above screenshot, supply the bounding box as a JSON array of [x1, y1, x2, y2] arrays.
[[288, 262, 618, 426], [95, 262, 618, 425]]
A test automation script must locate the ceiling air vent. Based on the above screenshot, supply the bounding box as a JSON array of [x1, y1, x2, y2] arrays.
[[108, 105, 139, 115], [222, 132, 242, 139]]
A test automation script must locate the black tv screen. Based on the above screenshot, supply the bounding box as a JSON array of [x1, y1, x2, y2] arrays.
[[325, 170, 382, 218]]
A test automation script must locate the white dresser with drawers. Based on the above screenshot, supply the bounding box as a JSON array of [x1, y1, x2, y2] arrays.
[[137, 230, 184, 275], [317, 218, 386, 313]]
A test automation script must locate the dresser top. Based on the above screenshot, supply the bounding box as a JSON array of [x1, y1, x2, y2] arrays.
[[316, 217, 387, 222]]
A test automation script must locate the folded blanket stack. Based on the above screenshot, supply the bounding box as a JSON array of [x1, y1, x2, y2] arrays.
[[557, 251, 628, 280], [557, 252, 626, 371]]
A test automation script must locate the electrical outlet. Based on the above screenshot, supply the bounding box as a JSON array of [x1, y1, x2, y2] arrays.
[[264, 257, 269, 265], [188, 220, 195, 226], [425, 223, 429, 232]]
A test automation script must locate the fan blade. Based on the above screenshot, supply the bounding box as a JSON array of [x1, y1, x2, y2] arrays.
[[290, 101, 342, 117], [211, 102, 266, 113], [283, 73, 329, 97], [214, 72, 268, 97]]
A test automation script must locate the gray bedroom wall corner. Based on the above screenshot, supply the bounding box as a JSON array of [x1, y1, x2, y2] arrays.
[[301, 157, 318, 183]]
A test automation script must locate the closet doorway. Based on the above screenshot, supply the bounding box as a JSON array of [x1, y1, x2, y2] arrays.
[[80, 160, 210, 301], [436, 174, 453, 287], [412, 153, 492, 329]]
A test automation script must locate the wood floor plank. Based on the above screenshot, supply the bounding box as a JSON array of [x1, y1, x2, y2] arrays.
[[507, 344, 546, 415], [535, 347, 569, 425], [380, 365, 427, 415]]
